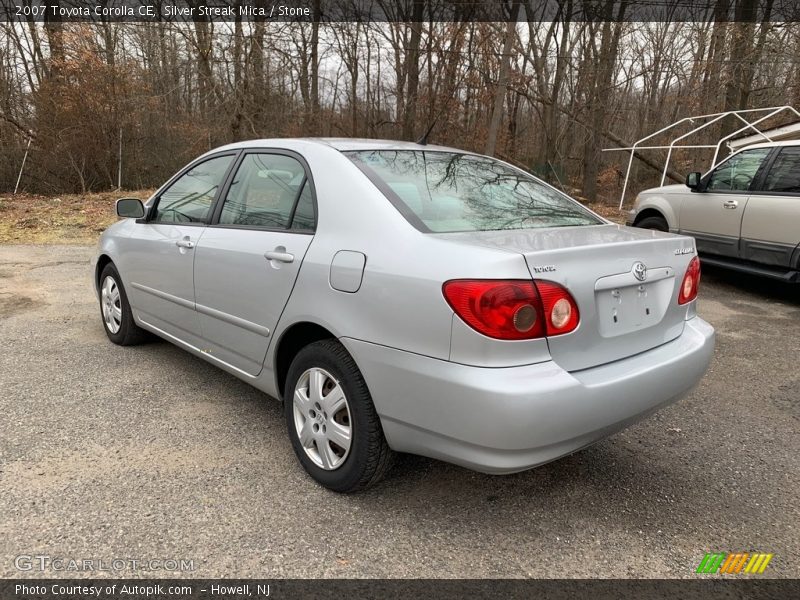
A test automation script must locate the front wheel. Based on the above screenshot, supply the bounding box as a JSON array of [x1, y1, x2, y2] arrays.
[[284, 339, 394, 492], [98, 263, 150, 346]]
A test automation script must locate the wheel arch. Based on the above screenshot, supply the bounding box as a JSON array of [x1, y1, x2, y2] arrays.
[[95, 254, 114, 292], [633, 207, 668, 226], [791, 243, 800, 271], [273, 321, 338, 398], [632, 195, 679, 230]]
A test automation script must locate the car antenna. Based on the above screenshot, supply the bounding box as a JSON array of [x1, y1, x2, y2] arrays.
[[416, 118, 438, 146]]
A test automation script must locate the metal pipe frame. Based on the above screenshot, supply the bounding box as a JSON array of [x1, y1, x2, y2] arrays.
[[607, 106, 800, 209]]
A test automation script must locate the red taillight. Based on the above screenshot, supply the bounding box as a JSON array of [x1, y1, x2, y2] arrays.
[[678, 256, 701, 305], [442, 279, 579, 340], [535, 280, 581, 336]]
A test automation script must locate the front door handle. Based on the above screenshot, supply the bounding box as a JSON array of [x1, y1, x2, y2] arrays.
[[175, 238, 195, 249], [264, 249, 294, 263], [723, 199, 738, 209]]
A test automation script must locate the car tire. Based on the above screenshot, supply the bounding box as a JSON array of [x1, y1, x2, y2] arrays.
[[98, 263, 150, 346], [284, 339, 394, 493], [635, 215, 669, 232]]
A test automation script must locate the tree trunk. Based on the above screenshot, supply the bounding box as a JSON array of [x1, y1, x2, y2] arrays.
[[402, 0, 425, 140], [724, 0, 757, 112], [231, 6, 244, 140], [581, 1, 626, 202], [309, 0, 321, 134], [485, 1, 520, 156], [43, 2, 64, 82]]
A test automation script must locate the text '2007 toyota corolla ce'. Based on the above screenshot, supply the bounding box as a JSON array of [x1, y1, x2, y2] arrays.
[[93, 138, 715, 492]]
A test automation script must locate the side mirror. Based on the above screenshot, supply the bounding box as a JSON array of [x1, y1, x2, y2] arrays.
[[116, 198, 145, 219], [685, 172, 702, 191]]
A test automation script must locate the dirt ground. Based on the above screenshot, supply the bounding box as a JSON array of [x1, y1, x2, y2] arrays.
[[0, 191, 155, 245]]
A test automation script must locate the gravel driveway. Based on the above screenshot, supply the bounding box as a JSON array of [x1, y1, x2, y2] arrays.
[[0, 244, 798, 578]]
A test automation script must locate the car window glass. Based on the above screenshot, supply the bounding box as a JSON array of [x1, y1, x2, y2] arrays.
[[706, 148, 770, 192], [347, 150, 601, 233], [762, 146, 800, 193], [154, 155, 234, 223], [290, 181, 316, 231], [220, 154, 307, 228]]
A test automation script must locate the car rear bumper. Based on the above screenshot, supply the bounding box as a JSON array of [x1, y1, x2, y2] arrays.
[[341, 316, 714, 474]]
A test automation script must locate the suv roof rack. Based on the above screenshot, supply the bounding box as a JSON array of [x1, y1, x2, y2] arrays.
[[604, 105, 800, 209]]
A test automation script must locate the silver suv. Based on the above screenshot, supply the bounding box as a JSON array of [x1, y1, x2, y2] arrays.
[[628, 140, 800, 281]]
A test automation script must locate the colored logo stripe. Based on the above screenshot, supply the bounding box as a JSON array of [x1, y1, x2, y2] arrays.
[[720, 553, 749, 573], [744, 553, 773, 574], [696, 553, 773, 574], [696, 553, 726, 573]]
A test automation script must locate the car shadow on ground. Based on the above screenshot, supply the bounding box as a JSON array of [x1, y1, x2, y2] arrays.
[[348, 433, 725, 549], [701, 263, 800, 305]]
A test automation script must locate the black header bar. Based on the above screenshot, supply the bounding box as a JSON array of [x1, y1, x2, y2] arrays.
[[1, 0, 799, 23]]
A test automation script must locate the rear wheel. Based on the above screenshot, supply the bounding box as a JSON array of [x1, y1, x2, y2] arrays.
[[99, 263, 149, 346], [284, 339, 394, 492], [635, 215, 669, 232]]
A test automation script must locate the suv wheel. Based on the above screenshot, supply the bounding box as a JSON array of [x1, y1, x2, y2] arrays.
[[635, 215, 668, 232]]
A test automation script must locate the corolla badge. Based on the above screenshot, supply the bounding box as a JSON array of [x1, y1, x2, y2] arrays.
[[632, 261, 648, 281], [532, 265, 557, 273]]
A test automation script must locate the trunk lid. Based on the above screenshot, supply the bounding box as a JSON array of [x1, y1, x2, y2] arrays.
[[433, 224, 697, 372]]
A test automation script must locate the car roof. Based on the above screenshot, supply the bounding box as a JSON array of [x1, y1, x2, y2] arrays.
[[733, 139, 800, 151], [213, 137, 476, 155]]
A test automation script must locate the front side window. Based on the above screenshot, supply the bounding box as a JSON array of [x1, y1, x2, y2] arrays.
[[347, 150, 601, 233], [706, 148, 771, 192], [219, 153, 310, 229], [761, 146, 800, 193], [153, 155, 234, 223]]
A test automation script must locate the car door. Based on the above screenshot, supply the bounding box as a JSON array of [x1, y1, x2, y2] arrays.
[[121, 153, 237, 344], [740, 145, 800, 268], [678, 147, 771, 258], [192, 151, 316, 376]]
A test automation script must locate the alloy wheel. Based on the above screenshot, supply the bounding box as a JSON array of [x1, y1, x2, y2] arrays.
[[292, 367, 352, 470], [101, 275, 122, 334]]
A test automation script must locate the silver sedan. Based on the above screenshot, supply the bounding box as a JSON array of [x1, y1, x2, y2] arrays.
[[93, 139, 715, 492]]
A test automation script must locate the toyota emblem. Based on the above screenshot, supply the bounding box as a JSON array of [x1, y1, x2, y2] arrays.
[[632, 261, 648, 281]]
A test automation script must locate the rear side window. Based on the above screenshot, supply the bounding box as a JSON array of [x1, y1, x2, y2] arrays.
[[219, 153, 310, 229], [706, 148, 771, 192], [153, 155, 234, 223], [346, 150, 601, 233], [761, 146, 800, 193], [290, 181, 316, 231]]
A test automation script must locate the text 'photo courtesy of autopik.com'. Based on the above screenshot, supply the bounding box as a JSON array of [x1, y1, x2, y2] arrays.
[[0, 0, 797, 599]]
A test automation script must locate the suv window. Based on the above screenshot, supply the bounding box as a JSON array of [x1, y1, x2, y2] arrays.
[[219, 153, 309, 229], [153, 155, 234, 223], [761, 146, 800, 193], [706, 148, 771, 192]]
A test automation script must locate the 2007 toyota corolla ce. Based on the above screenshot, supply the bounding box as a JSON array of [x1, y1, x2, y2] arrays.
[[93, 138, 715, 492]]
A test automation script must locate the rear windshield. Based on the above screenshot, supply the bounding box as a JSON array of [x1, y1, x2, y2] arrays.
[[346, 150, 602, 233]]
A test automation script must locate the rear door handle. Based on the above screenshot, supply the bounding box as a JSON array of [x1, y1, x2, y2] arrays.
[[723, 199, 738, 209], [175, 239, 195, 249], [264, 250, 294, 263]]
